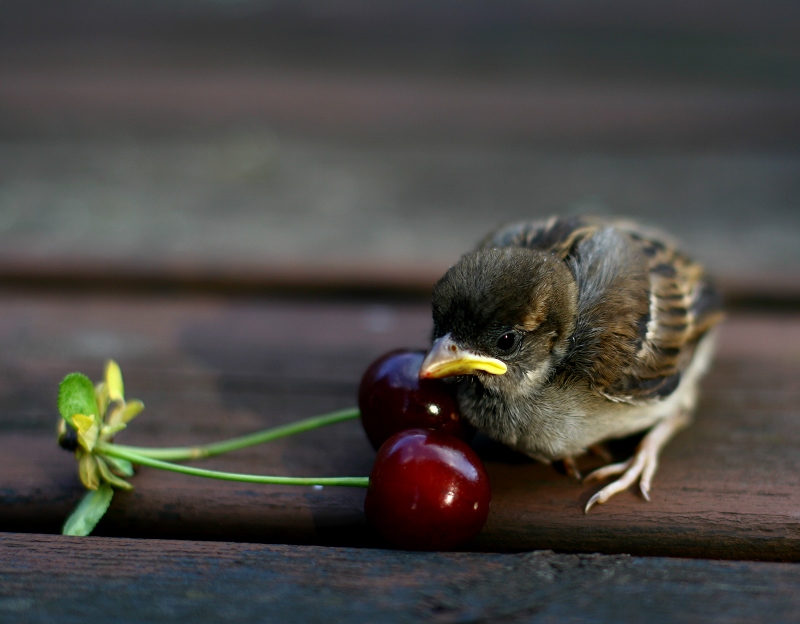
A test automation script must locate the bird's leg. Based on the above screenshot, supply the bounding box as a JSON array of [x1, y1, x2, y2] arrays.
[[558, 456, 582, 481], [583, 409, 692, 513], [587, 443, 613, 463]]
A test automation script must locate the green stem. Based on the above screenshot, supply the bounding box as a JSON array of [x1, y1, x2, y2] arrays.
[[107, 407, 360, 461], [98, 444, 370, 488]]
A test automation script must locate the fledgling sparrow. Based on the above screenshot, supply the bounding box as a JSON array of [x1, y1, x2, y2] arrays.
[[419, 216, 723, 511]]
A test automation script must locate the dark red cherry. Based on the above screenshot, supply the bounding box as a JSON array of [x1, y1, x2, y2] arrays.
[[365, 429, 491, 550], [358, 349, 473, 450]]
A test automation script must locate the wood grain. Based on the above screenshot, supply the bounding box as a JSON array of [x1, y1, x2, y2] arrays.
[[2, 532, 800, 623], [0, 295, 798, 560]]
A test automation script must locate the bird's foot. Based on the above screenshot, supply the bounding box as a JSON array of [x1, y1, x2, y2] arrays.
[[583, 410, 691, 514]]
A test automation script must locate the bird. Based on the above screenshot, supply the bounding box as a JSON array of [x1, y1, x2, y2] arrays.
[[418, 215, 723, 512]]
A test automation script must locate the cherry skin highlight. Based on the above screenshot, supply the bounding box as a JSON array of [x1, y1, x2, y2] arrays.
[[364, 428, 491, 551], [358, 349, 473, 450]]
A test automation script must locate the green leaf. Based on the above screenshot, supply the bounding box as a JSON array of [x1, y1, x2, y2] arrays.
[[101, 423, 127, 439], [95, 456, 133, 491], [58, 373, 98, 427], [62, 485, 114, 537], [103, 455, 134, 478]]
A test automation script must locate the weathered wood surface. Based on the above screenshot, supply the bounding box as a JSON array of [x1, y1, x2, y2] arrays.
[[2, 532, 800, 624], [0, 294, 799, 560], [5, 65, 800, 149], [0, 138, 797, 292]]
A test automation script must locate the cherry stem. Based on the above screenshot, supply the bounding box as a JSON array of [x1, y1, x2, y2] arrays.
[[104, 407, 360, 461], [97, 444, 370, 488]]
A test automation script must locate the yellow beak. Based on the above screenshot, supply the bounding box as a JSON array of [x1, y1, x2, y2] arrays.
[[419, 334, 507, 379]]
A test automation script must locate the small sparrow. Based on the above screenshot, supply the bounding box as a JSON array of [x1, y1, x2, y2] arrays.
[[419, 216, 723, 512]]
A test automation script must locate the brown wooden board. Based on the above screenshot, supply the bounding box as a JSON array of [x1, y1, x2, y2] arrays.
[[0, 138, 797, 292], [0, 294, 799, 560], [2, 532, 800, 624], [5, 66, 800, 148]]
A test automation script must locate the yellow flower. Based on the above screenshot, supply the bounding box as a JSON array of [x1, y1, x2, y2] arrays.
[[57, 360, 143, 491]]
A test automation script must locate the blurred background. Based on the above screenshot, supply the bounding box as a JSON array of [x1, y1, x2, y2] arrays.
[[1, 1, 799, 302]]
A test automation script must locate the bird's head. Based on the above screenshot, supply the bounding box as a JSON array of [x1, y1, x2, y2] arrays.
[[420, 247, 578, 396]]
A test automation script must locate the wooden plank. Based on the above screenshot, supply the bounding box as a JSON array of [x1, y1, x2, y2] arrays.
[[2, 532, 800, 623], [0, 295, 798, 560], [0, 139, 797, 290], [0, 256, 798, 311], [4, 67, 800, 148]]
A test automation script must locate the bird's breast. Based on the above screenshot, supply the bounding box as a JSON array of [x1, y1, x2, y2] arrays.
[[456, 377, 669, 461]]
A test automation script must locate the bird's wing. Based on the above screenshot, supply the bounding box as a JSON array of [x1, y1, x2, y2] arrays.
[[564, 220, 723, 403], [602, 223, 724, 402], [485, 216, 723, 403]]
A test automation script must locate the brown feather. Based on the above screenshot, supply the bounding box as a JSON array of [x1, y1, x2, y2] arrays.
[[482, 216, 723, 403]]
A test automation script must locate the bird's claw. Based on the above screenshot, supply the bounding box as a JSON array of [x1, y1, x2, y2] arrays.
[[583, 410, 690, 513], [583, 453, 649, 513]]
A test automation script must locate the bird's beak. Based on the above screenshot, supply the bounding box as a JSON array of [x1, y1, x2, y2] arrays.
[[419, 334, 507, 379]]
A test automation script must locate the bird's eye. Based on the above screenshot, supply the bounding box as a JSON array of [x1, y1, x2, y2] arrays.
[[496, 331, 520, 353]]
